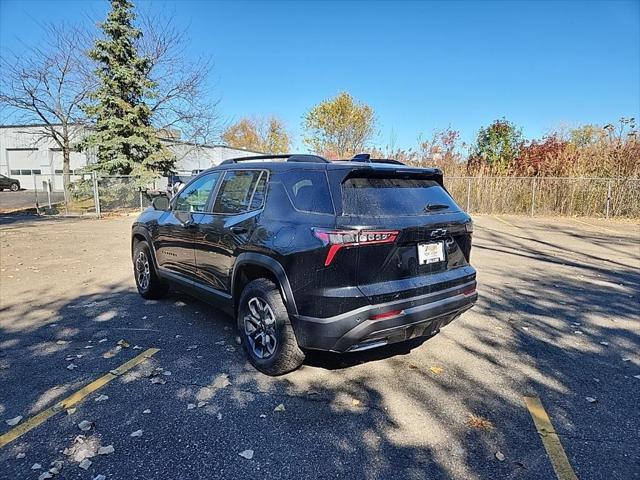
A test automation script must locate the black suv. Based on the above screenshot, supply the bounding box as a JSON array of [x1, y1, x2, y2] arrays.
[[132, 154, 477, 375], [0, 174, 20, 191]]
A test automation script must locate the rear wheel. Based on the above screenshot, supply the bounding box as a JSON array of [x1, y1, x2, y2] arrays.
[[133, 240, 168, 299], [237, 279, 304, 375], [9, 183, 19, 192]]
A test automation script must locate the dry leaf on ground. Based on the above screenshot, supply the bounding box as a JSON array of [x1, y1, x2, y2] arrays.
[[238, 449, 254, 460], [466, 414, 494, 431]]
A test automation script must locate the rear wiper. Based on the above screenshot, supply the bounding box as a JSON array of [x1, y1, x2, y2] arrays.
[[423, 203, 449, 212]]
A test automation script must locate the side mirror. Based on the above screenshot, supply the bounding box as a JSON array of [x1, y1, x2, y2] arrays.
[[152, 195, 170, 211]]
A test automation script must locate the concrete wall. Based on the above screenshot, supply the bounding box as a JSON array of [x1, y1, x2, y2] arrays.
[[0, 125, 262, 189]]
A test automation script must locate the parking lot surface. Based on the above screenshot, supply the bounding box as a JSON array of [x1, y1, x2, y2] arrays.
[[0, 213, 638, 479]]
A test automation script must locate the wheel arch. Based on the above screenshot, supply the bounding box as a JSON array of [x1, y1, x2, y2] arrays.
[[232, 253, 298, 317], [131, 226, 159, 270]]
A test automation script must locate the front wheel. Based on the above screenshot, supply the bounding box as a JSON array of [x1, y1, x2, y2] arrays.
[[237, 279, 305, 375], [9, 183, 19, 192], [133, 240, 168, 299]]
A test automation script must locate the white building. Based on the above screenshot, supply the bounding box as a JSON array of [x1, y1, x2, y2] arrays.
[[0, 124, 262, 189]]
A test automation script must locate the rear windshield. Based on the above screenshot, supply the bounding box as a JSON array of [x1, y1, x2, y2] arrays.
[[341, 177, 458, 216]]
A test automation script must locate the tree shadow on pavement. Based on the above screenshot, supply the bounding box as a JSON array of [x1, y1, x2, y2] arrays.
[[1, 218, 638, 479]]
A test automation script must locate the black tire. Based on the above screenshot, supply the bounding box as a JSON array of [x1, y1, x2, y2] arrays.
[[237, 278, 305, 375], [9, 183, 19, 192], [133, 240, 169, 299]]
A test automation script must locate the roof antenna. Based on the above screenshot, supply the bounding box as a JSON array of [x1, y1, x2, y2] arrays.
[[351, 153, 371, 162]]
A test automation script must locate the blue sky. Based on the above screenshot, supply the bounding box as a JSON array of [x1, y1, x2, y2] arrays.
[[1, 0, 639, 151]]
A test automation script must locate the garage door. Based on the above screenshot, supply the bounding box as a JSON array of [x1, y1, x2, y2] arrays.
[[7, 149, 42, 190], [51, 150, 87, 189]]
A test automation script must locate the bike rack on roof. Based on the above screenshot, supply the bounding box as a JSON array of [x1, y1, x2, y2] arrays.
[[220, 154, 329, 165]]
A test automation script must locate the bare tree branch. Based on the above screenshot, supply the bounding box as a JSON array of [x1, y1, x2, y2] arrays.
[[136, 9, 222, 147], [0, 22, 94, 188]]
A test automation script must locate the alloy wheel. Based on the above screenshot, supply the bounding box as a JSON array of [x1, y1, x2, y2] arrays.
[[135, 251, 150, 290], [243, 297, 277, 359]]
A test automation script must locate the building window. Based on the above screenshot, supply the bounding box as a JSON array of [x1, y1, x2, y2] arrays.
[[32, 169, 41, 175], [55, 170, 63, 174], [10, 170, 20, 175], [20, 169, 31, 175]]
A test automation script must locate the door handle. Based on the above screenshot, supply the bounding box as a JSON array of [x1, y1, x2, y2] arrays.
[[230, 226, 247, 234], [183, 221, 197, 229]]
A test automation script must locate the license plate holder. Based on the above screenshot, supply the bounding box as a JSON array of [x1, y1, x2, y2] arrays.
[[417, 241, 445, 265]]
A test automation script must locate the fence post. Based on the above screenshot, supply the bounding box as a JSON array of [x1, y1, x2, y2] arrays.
[[92, 172, 101, 218], [139, 189, 144, 211], [46, 179, 52, 210], [34, 175, 40, 214], [605, 179, 612, 219], [531, 177, 537, 216], [466, 178, 472, 212]]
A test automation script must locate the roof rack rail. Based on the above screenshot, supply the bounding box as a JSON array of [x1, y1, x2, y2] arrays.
[[220, 154, 329, 165], [350, 153, 405, 165]]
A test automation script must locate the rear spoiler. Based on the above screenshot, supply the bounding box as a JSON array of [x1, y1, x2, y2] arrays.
[[341, 167, 444, 187]]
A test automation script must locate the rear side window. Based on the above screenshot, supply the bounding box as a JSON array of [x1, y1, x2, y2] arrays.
[[341, 177, 458, 216], [282, 170, 334, 214], [213, 170, 267, 214]]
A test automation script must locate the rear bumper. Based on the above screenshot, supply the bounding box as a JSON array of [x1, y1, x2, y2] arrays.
[[290, 280, 477, 352]]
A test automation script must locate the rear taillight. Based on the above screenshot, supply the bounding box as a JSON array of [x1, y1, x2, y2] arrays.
[[313, 228, 399, 266]]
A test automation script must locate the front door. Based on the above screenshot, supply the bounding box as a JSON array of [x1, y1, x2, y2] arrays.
[[194, 169, 268, 292], [154, 172, 221, 278]]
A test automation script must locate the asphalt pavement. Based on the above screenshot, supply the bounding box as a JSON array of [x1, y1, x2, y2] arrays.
[[0, 191, 67, 213], [0, 213, 638, 479]]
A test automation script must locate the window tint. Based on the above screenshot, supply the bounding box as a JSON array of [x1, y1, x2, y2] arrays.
[[341, 177, 459, 217], [174, 172, 220, 213], [282, 170, 334, 214], [213, 170, 266, 214]]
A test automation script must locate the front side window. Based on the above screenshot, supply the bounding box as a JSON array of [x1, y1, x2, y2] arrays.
[[174, 172, 220, 213], [213, 170, 267, 214]]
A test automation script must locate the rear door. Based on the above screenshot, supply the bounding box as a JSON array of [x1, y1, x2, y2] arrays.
[[336, 169, 474, 304], [194, 169, 268, 291]]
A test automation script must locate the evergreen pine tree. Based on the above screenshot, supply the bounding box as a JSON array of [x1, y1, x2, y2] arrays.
[[82, 0, 173, 176]]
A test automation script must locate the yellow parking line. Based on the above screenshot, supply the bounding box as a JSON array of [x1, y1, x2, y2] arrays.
[[492, 215, 517, 228], [524, 396, 578, 480], [0, 348, 159, 449], [570, 218, 618, 235]]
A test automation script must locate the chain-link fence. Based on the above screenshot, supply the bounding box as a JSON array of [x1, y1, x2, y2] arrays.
[[31, 173, 639, 219], [33, 173, 168, 217], [445, 176, 640, 218]]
